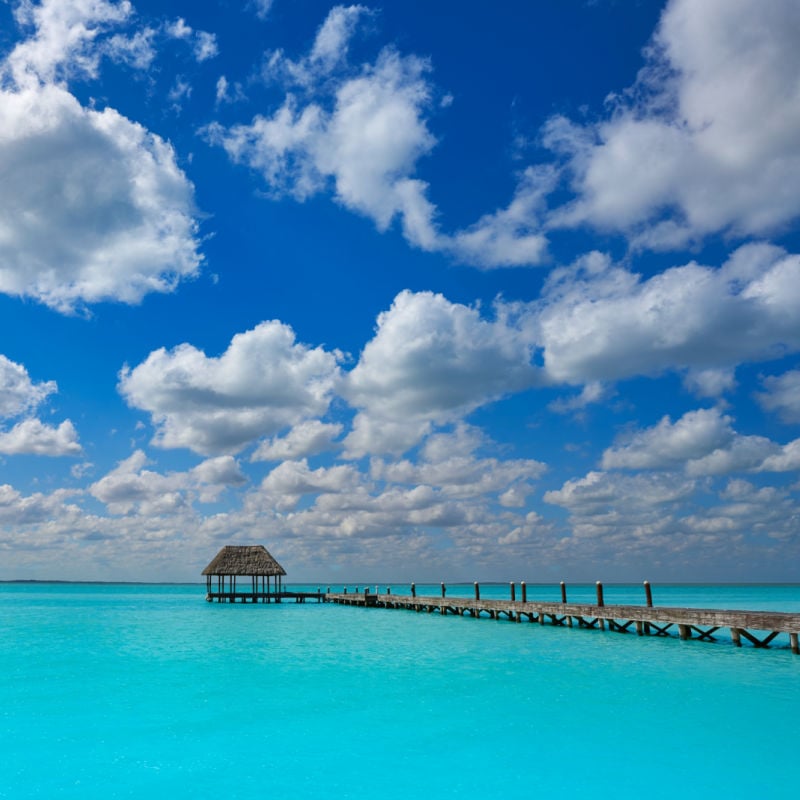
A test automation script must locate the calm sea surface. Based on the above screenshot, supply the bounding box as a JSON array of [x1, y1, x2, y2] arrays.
[[1, 583, 799, 798]]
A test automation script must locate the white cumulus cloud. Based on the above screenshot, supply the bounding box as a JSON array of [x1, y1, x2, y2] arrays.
[[533, 244, 800, 387], [545, 0, 800, 248], [602, 409, 735, 471], [119, 321, 344, 456], [252, 420, 343, 462], [602, 407, 800, 476], [209, 6, 549, 268], [0, 2, 203, 313], [0, 84, 201, 312], [89, 450, 247, 514], [0, 354, 56, 417], [0, 353, 80, 456], [342, 290, 537, 456], [0, 418, 81, 456]]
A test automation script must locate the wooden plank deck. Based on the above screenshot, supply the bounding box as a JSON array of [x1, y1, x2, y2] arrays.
[[326, 592, 800, 654], [206, 590, 325, 604]]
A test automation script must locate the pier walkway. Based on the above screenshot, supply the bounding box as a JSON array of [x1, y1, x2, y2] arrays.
[[206, 590, 325, 604], [326, 586, 800, 655]]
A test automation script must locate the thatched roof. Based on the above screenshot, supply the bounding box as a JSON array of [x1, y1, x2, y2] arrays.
[[202, 545, 286, 577]]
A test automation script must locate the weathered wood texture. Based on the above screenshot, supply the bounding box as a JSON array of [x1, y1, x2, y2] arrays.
[[326, 593, 800, 654]]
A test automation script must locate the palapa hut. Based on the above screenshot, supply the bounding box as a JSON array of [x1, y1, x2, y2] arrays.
[[202, 544, 287, 603]]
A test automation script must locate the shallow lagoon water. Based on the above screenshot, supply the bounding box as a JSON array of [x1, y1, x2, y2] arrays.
[[1, 583, 798, 798]]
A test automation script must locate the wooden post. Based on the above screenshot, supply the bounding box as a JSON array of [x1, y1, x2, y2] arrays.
[[441, 582, 446, 598], [790, 632, 799, 655], [411, 582, 416, 598], [560, 581, 567, 603], [731, 627, 742, 647], [510, 582, 516, 602], [474, 582, 480, 601], [596, 583, 605, 630], [635, 620, 643, 636], [344, 586, 348, 594], [521, 581, 527, 603], [679, 624, 690, 641], [644, 580, 653, 608], [387, 587, 391, 595]]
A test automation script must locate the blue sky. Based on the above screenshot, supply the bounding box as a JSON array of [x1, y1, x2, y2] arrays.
[[1, 0, 799, 583]]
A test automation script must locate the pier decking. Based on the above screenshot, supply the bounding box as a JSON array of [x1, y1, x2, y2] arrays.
[[326, 586, 800, 655], [206, 590, 324, 603]]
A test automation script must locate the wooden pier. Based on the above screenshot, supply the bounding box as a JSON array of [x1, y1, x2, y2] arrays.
[[206, 590, 325, 604], [326, 582, 800, 655]]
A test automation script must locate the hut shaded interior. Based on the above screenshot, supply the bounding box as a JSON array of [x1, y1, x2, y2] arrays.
[[202, 545, 287, 601]]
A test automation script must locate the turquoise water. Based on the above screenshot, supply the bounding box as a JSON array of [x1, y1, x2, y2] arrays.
[[2, 583, 799, 798]]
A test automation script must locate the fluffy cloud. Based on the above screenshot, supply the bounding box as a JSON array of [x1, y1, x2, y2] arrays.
[[259, 459, 361, 511], [0, 483, 81, 525], [698, 479, 800, 542], [0, 84, 201, 312], [342, 291, 537, 456], [545, 0, 800, 248], [213, 47, 435, 220], [545, 470, 695, 516], [682, 368, 737, 399], [539, 469, 800, 577], [602, 407, 800, 476], [264, 5, 371, 86], [533, 244, 800, 387], [602, 409, 735, 471], [0, 418, 81, 456], [0, 354, 80, 456], [757, 440, 800, 473], [209, 6, 548, 268], [216, 0, 800, 264], [239, 421, 545, 554], [0, 354, 56, 417], [89, 450, 246, 514], [190, 455, 248, 490], [5, 0, 133, 87], [252, 420, 343, 462], [757, 369, 800, 423], [370, 425, 546, 500], [0, 2, 203, 313], [119, 321, 343, 455]]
